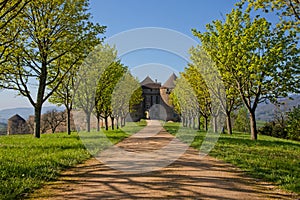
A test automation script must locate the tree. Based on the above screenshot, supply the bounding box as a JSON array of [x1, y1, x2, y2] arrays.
[[111, 72, 143, 128], [239, 0, 300, 31], [49, 67, 77, 135], [286, 105, 300, 140], [42, 109, 66, 133], [75, 44, 117, 132], [193, 8, 299, 140], [189, 46, 240, 134], [233, 106, 250, 133], [181, 64, 211, 130], [170, 76, 199, 128], [0, 0, 105, 138], [0, 0, 30, 67], [49, 37, 99, 135], [95, 61, 127, 131]]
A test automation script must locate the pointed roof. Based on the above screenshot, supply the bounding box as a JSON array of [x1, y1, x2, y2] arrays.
[[140, 76, 155, 86], [163, 73, 177, 89], [8, 114, 26, 122]]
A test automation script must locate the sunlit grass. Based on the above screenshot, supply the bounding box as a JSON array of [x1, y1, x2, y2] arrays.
[[0, 121, 146, 199], [164, 122, 300, 194]]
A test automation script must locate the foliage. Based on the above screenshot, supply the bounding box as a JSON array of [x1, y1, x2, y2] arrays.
[[239, 0, 300, 31], [193, 8, 300, 140], [164, 122, 300, 194], [286, 105, 300, 141], [111, 72, 143, 127], [95, 60, 127, 130], [261, 105, 300, 141], [181, 64, 211, 130], [0, 0, 105, 138], [170, 76, 199, 128], [42, 109, 66, 133], [0, 121, 146, 199], [0, 0, 30, 67], [75, 44, 117, 132], [190, 46, 240, 134], [233, 106, 250, 133]]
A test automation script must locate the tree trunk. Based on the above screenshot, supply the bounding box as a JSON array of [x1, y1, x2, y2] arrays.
[[120, 117, 124, 127], [213, 115, 218, 133], [66, 108, 71, 135], [123, 117, 126, 127], [34, 104, 42, 138], [249, 110, 258, 140], [116, 117, 119, 129], [197, 115, 201, 130], [86, 112, 91, 132], [226, 112, 233, 135], [192, 117, 196, 129], [204, 116, 208, 131], [111, 116, 114, 130], [104, 116, 108, 131], [96, 116, 100, 132]]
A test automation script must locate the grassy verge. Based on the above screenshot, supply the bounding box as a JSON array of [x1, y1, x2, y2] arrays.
[[0, 121, 146, 199], [164, 122, 300, 194]]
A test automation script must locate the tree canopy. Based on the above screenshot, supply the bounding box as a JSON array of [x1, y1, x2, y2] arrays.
[[193, 8, 299, 140], [0, 0, 105, 138]]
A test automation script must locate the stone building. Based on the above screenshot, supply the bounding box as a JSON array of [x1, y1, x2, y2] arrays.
[[130, 73, 180, 122], [7, 114, 29, 135]]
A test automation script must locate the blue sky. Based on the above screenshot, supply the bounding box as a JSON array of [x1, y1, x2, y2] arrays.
[[0, 0, 241, 109]]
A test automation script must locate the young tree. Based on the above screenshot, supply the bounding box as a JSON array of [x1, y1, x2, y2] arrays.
[[95, 61, 126, 130], [49, 67, 77, 135], [286, 105, 300, 140], [75, 44, 117, 132], [49, 36, 99, 135], [233, 106, 250, 133], [193, 9, 299, 140], [170, 76, 199, 128], [181, 64, 211, 130], [111, 72, 143, 128], [0, 0, 105, 138], [42, 109, 66, 133], [189, 46, 240, 134]]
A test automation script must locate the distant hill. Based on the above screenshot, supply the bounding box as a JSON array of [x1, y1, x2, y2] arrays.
[[256, 94, 300, 122], [0, 106, 65, 124]]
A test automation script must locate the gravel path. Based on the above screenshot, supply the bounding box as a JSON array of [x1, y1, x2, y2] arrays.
[[30, 120, 298, 199]]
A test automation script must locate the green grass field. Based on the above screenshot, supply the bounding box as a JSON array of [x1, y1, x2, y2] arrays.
[[0, 121, 146, 199], [164, 122, 300, 194]]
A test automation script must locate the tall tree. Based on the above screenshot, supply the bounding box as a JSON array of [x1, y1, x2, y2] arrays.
[[193, 8, 299, 140], [49, 34, 99, 135], [181, 64, 211, 130], [75, 44, 117, 132], [49, 65, 78, 135], [95, 61, 126, 131], [189, 46, 241, 134], [111, 72, 143, 128], [0, 0, 105, 138], [170, 76, 199, 128]]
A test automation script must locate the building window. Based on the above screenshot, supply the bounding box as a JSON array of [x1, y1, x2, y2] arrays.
[[156, 96, 159, 104]]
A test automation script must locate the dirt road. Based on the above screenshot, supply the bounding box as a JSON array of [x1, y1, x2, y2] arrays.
[[30, 120, 298, 199]]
